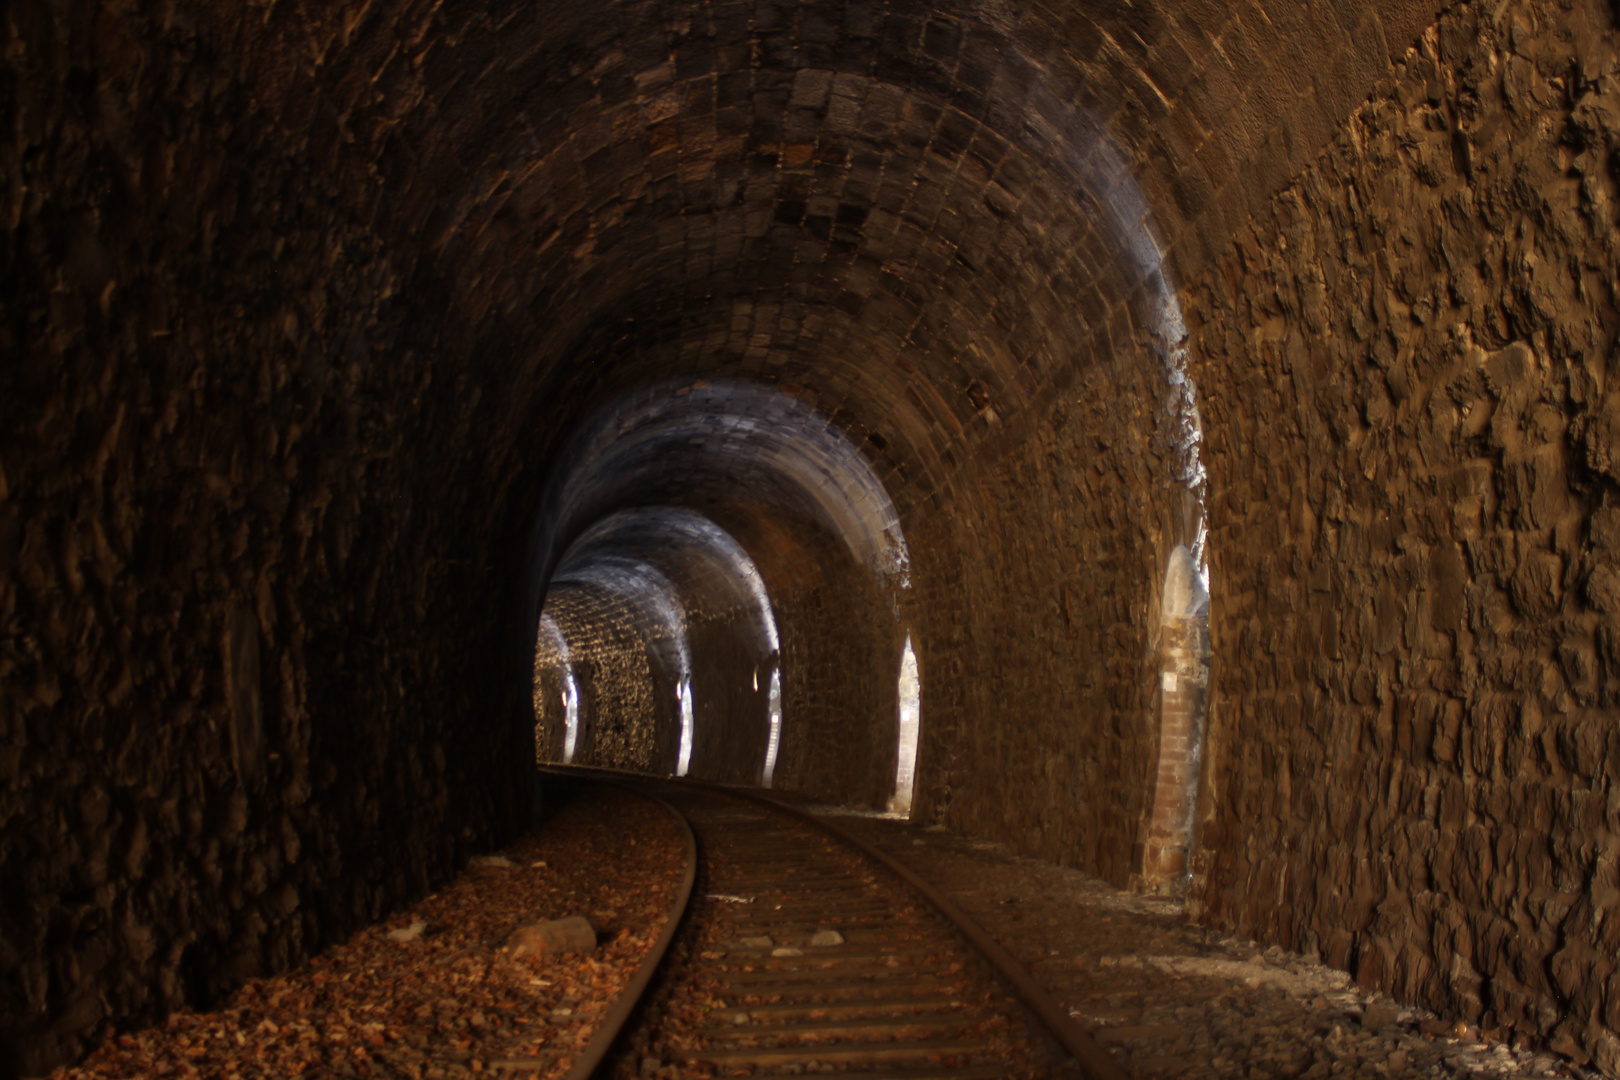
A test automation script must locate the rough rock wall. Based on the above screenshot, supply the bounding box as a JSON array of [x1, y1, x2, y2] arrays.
[[0, 6, 532, 1074], [533, 663, 569, 763], [911, 343, 1190, 887], [1188, 0, 1620, 1065]]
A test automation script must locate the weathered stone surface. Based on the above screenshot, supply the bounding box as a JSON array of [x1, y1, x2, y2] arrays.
[[385, 919, 427, 944], [0, 4, 538, 1073], [1187, 0, 1620, 1063], [910, 347, 1188, 886]]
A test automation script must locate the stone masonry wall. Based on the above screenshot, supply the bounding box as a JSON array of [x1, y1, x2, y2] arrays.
[[0, 6, 533, 1074], [687, 616, 773, 789], [1188, 0, 1620, 1065], [772, 571, 899, 810], [910, 341, 1193, 888], [572, 636, 670, 776]]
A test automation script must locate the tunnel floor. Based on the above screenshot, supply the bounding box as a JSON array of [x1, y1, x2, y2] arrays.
[[817, 811, 1577, 1080], [33, 783, 1588, 1080], [44, 787, 685, 1080]]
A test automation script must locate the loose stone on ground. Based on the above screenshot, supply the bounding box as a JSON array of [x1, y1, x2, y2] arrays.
[[47, 787, 684, 1080], [828, 811, 1580, 1080]]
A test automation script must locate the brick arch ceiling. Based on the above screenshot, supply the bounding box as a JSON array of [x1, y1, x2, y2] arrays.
[[547, 506, 783, 666], [225, 0, 1449, 804], [525, 377, 911, 626], [219, 0, 1443, 513]]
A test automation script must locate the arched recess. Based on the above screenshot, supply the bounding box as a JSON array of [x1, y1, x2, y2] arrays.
[[1048, 135, 1214, 893], [1137, 544, 1211, 889], [1132, 261, 1212, 895], [525, 378, 920, 808], [888, 632, 922, 817]]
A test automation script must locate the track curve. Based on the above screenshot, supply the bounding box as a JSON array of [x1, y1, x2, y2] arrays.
[[543, 770, 1127, 1080], [559, 784, 698, 1080]]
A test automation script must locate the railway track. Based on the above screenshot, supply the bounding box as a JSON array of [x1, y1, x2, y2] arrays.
[[550, 773, 1125, 1080]]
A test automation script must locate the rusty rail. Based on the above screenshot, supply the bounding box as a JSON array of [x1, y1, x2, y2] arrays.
[[550, 773, 698, 1080], [542, 764, 1129, 1080], [722, 786, 1131, 1080]]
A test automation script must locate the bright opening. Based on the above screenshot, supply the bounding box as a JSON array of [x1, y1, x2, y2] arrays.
[[762, 666, 783, 787], [888, 634, 921, 816], [675, 676, 694, 777], [538, 613, 581, 764], [561, 672, 579, 764]]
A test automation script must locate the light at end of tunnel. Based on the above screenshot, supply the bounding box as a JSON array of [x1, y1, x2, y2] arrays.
[[561, 670, 580, 764]]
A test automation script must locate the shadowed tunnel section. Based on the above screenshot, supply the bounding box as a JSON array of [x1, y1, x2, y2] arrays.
[[60, 0, 1620, 1075]]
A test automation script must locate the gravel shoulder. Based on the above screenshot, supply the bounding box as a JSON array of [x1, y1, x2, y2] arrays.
[[50, 783, 685, 1080], [819, 809, 1580, 1080]]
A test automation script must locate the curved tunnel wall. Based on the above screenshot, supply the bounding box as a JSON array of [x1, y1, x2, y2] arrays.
[[3, 0, 1514, 1073], [1187, 3, 1620, 1065]]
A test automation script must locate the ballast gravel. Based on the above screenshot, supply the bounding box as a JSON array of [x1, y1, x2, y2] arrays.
[[49, 784, 684, 1080], [826, 810, 1582, 1080]]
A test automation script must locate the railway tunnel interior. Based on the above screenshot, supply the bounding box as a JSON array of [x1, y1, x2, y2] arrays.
[[9, 0, 1620, 1074]]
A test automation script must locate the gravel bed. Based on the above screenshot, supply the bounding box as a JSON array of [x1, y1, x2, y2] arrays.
[[50, 784, 684, 1080], [824, 811, 1582, 1080]]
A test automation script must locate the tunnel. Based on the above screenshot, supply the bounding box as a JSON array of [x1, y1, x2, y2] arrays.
[[7, 0, 1620, 1073]]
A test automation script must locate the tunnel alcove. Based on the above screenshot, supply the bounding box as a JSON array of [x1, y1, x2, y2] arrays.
[[19, 0, 1620, 1074]]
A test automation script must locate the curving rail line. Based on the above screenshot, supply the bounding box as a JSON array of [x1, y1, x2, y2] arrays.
[[556, 783, 698, 1080], [547, 769, 1128, 1080]]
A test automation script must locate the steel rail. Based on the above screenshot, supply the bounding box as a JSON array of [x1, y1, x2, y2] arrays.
[[550, 773, 698, 1080], [719, 786, 1131, 1080], [541, 764, 1129, 1080]]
